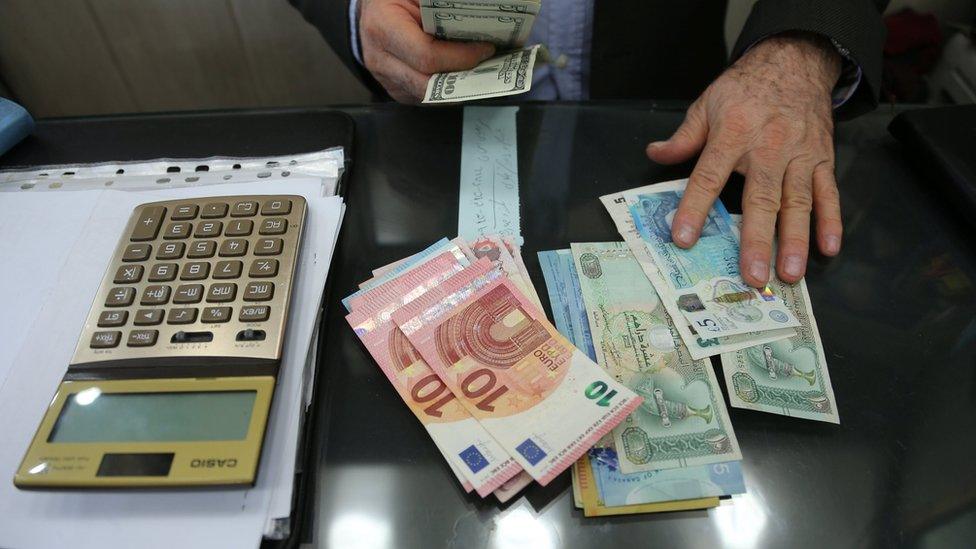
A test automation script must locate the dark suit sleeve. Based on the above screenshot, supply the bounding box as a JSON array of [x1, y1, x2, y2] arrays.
[[732, 0, 890, 119], [288, 0, 387, 99]]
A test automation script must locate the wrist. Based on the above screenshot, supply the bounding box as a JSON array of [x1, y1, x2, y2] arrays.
[[743, 31, 843, 95]]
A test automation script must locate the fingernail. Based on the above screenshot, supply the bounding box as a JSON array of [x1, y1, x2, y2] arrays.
[[749, 261, 769, 284], [784, 255, 804, 278], [479, 45, 496, 60], [824, 235, 841, 255], [674, 224, 694, 245], [648, 141, 666, 150]]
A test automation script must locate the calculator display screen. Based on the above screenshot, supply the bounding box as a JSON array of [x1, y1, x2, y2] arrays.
[[48, 390, 257, 443]]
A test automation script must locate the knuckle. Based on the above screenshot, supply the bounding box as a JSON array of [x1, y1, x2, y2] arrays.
[[779, 235, 809, 251], [690, 167, 726, 194], [782, 192, 813, 212], [745, 188, 780, 213]]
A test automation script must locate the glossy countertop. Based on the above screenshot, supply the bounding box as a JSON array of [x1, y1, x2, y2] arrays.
[[2, 103, 973, 548], [311, 103, 976, 548]]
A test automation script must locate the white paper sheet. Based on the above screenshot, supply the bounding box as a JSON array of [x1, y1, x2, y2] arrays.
[[0, 179, 343, 549]]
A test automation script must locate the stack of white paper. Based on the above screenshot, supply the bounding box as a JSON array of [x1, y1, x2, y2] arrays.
[[0, 153, 345, 549]]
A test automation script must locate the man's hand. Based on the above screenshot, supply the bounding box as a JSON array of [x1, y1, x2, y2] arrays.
[[359, 0, 496, 103], [646, 32, 843, 287]]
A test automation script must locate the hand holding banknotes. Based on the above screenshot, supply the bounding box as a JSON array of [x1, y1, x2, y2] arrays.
[[358, 0, 496, 102], [646, 32, 844, 287]]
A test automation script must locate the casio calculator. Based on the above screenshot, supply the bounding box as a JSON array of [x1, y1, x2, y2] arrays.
[[15, 195, 306, 488]]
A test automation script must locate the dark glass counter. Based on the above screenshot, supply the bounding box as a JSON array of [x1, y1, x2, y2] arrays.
[[312, 103, 976, 549], [4, 102, 974, 548]]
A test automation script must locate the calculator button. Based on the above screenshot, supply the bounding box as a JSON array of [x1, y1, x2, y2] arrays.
[[231, 201, 259, 217], [202, 306, 232, 323], [127, 330, 158, 347], [133, 309, 164, 326], [259, 218, 287, 235], [219, 239, 248, 257], [114, 265, 144, 284], [90, 331, 121, 348], [181, 262, 210, 281], [261, 199, 292, 215], [97, 310, 128, 328], [214, 260, 243, 279], [194, 220, 222, 238], [225, 219, 253, 237], [207, 283, 237, 303], [131, 206, 166, 241], [239, 305, 270, 322], [163, 222, 192, 239], [141, 285, 171, 306], [172, 204, 199, 220], [249, 259, 278, 277], [243, 281, 274, 301], [105, 287, 135, 307], [123, 243, 152, 262], [173, 284, 205, 304], [167, 308, 198, 324], [156, 242, 185, 260], [187, 240, 217, 258], [254, 238, 283, 256], [201, 202, 228, 218], [148, 263, 178, 282]]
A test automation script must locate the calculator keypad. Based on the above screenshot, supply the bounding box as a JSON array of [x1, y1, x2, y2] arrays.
[[72, 195, 305, 365]]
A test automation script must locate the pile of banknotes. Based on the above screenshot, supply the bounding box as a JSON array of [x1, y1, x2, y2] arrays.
[[344, 179, 839, 513], [420, 0, 540, 47], [533, 178, 839, 516], [344, 235, 642, 502], [420, 0, 543, 103]]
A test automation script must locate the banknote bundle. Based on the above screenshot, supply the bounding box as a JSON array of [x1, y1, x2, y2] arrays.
[[599, 179, 839, 423], [532, 179, 840, 515], [419, 1, 543, 103], [345, 235, 641, 502]]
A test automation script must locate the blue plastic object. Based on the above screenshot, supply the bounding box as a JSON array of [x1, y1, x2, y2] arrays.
[[0, 98, 34, 157]]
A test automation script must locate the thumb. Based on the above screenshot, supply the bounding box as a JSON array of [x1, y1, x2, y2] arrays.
[[646, 101, 708, 165]]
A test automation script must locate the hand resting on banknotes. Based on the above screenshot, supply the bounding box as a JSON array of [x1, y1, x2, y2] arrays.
[[358, 0, 496, 102], [646, 31, 844, 288]]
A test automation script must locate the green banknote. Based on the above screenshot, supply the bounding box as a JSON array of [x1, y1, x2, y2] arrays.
[[720, 278, 840, 423], [570, 242, 742, 473]]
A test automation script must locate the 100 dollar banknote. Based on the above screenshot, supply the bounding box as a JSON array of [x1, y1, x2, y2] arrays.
[[570, 242, 741, 473], [393, 264, 642, 484], [424, 45, 540, 103], [720, 277, 840, 423]]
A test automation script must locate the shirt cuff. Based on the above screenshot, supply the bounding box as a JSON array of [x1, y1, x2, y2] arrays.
[[349, 0, 364, 66], [828, 38, 862, 108]]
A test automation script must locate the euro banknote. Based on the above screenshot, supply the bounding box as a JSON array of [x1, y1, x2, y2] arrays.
[[393, 267, 642, 485], [346, 256, 524, 496]]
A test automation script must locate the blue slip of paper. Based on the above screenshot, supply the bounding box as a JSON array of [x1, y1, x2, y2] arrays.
[[537, 249, 597, 361], [458, 106, 522, 244], [0, 98, 34, 157]]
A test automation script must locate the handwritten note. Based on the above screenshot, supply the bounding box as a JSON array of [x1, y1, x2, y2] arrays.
[[458, 106, 522, 244]]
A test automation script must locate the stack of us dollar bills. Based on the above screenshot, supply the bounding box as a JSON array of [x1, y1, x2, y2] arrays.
[[344, 234, 642, 503], [420, 0, 543, 103], [536, 178, 839, 516]]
